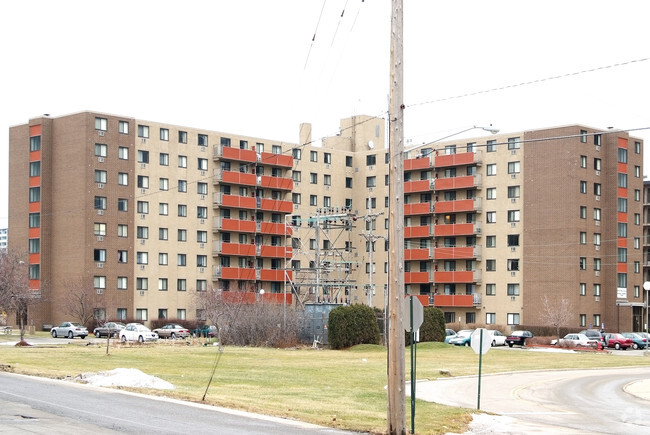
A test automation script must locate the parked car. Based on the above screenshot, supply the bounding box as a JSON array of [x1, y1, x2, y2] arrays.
[[50, 322, 88, 339], [448, 329, 474, 346], [506, 330, 534, 347], [119, 323, 158, 343], [191, 324, 218, 338], [443, 329, 456, 344], [603, 333, 633, 350], [636, 332, 650, 343], [94, 322, 126, 338], [489, 330, 507, 346], [580, 329, 606, 348], [621, 332, 647, 350], [153, 323, 190, 339], [551, 333, 597, 348]]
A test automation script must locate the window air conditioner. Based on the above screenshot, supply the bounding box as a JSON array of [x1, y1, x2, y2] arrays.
[[595, 296, 600, 302], [97, 210, 104, 215], [96, 263, 103, 268], [97, 157, 105, 163], [98, 131, 105, 136], [97, 183, 104, 189], [97, 236, 103, 241]]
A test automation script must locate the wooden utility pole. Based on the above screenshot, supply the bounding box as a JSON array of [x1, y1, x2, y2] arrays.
[[387, 0, 405, 434]]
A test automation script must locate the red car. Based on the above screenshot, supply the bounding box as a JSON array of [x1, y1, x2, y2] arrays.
[[603, 333, 633, 350]]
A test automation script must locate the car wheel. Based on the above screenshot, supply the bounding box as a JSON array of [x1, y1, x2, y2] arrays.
[[112, 332, 118, 338], [95, 332, 101, 338], [170, 332, 176, 339], [68, 331, 74, 339], [138, 335, 144, 343], [633, 343, 639, 350], [464, 341, 470, 347], [615, 343, 621, 350], [491, 340, 496, 347], [51, 330, 57, 338], [81, 335, 86, 339], [508, 342, 513, 348], [121, 335, 127, 343]]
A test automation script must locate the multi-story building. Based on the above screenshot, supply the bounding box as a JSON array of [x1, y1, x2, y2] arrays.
[[8, 112, 645, 332], [642, 179, 650, 330]]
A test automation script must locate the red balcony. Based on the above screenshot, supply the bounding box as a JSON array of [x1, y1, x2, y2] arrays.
[[217, 146, 258, 163], [405, 248, 432, 261], [433, 223, 476, 236], [405, 179, 434, 194], [259, 245, 292, 258], [405, 271, 431, 284], [434, 175, 476, 191], [434, 199, 477, 214], [404, 225, 432, 238], [433, 246, 478, 260], [433, 270, 475, 283], [217, 267, 256, 280], [260, 175, 293, 190], [432, 294, 474, 308], [218, 242, 256, 257], [405, 202, 433, 216], [214, 218, 256, 233], [434, 151, 481, 168], [214, 193, 256, 209], [260, 198, 293, 213], [404, 156, 432, 171], [215, 170, 257, 186], [259, 221, 293, 236], [259, 269, 293, 281], [260, 152, 293, 168]]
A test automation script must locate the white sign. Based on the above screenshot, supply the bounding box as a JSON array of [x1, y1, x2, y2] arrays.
[[403, 296, 424, 332], [617, 287, 627, 299], [470, 328, 491, 355]]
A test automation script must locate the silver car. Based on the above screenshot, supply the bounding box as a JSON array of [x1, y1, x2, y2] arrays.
[[51, 322, 88, 339], [119, 323, 158, 343]]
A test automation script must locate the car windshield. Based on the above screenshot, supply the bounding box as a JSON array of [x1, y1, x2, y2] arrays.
[[511, 331, 526, 336]]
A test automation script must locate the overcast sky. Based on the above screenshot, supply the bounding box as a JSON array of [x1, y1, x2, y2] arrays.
[[2, 0, 649, 229]]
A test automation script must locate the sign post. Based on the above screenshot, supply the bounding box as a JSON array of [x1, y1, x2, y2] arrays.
[[470, 328, 491, 410], [403, 296, 423, 434]]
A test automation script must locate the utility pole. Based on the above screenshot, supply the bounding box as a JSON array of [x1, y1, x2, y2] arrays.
[[387, 0, 405, 434], [360, 211, 385, 307]]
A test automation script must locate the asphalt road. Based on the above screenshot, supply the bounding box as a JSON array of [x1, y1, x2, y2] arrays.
[[0, 372, 356, 435], [416, 366, 650, 434]]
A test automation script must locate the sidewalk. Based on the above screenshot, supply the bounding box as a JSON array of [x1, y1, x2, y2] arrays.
[[625, 379, 650, 400]]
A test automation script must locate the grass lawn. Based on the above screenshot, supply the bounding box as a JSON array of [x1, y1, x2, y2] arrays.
[[2, 333, 649, 434]]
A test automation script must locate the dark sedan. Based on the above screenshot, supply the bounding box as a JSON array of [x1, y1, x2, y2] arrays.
[[506, 330, 534, 347], [94, 322, 126, 338]]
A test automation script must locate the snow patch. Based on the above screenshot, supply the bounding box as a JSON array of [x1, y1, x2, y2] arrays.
[[79, 368, 175, 390]]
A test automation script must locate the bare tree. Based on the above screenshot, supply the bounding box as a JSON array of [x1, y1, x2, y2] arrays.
[[540, 294, 573, 339], [61, 277, 102, 327], [0, 250, 33, 342]]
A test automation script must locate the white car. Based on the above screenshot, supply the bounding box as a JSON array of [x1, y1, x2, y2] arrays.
[[551, 333, 597, 348], [488, 330, 507, 346], [51, 322, 88, 339], [119, 323, 158, 343]]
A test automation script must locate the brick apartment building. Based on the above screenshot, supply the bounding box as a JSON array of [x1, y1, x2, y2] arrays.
[[8, 112, 646, 332]]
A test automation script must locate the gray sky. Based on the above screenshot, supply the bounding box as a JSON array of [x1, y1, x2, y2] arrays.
[[2, 0, 649, 229]]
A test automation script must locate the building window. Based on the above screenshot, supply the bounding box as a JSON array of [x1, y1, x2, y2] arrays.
[[117, 198, 128, 212], [94, 223, 107, 236], [158, 227, 168, 240], [618, 147, 628, 163], [507, 313, 520, 325], [618, 273, 627, 288], [507, 210, 520, 222], [309, 195, 317, 206], [137, 150, 149, 163], [635, 166, 641, 178], [486, 235, 496, 248], [197, 255, 207, 267], [580, 129, 588, 143], [157, 278, 168, 291], [178, 155, 187, 168], [310, 150, 318, 162], [292, 171, 301, 182], [324, 152, 331, 164], [198, 158, 208, 171], [579, 181, 587, 193], [196, 280, 207, 291], [507, 137, 520, 149], [197, 182, 208, 195], [158, 128, 169, 141], [117, 224, 128, 238], [292, 193, 301, 204], [93, 249, 106, 262], [177, 254, 186, 267], [507, 259, 519, 271], [177, 279, 187, 292], [116, 172, 128, 186], [137, 175, 149, 189], [634, 237, 640, 249], [580, 206, 587, 219], [486, 188, 496, 200], [366, 154, 377, 165], [292, 148, 301, 160], [366, 176, 376, 187], [137, 125, 149, 138], [137, 201, 149, 214], [507, 283, 520, 296], [29, 213, 40, 228], [30, 136, 41, 152], [617, 222, 626, 237], [346, 156, 353, 166], [618, 198, 627, 213], [635, 189, 641, 201], [94, 276, 106, 289], [117, 277, 127, 290], [507, 234, 520, 246], [178, 204, 187, 217], [136, 308, 148, 321], [580, 257, 587, 270], [593, 284, 601, 297], [178, 229, 187, 242], [324, 175, 331, 186], [579, 282, 586, 296], [95, 143, 107, 157], [594, 208, 601, 222], [116, 250, 127, 263], [580, 232, 587, 244], [310, 173, 317, 184], [593, 258, 601, 271], [487, 164, 496, 176], [178, 180, 187, 193], [635, 141, 641, 153], [158, 202, 168, 216], [486, 259, 496, 271], [486, 140, 496, 152], [593, 183, 601, 196], [485, 283, 496, 295], [486, 313, 496, 324], [29, 161, 41, 177], [580, 155, 587, 168], [197, 206, 208, 219], [94, 196, 106, 210], [618, 247, 627, 262], [136, 252, 148, 265], [593, 233, 601, 247], [95, 117, 107, 131], [158, 178, 169, 191], [118, 120, 128, 134], [136, 226, 148, 239], [93, 170, 107, 184], [159, 252, 169, 266], [486, 211, 496, 223]]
